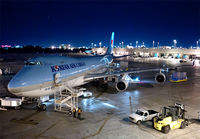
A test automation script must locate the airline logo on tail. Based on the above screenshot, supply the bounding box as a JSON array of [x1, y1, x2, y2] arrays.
[[110, 32, 114, 47], [106, 32, 114, 55]]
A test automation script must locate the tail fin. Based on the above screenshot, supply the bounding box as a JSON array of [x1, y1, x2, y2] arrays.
[[105, 32, 114, 55]]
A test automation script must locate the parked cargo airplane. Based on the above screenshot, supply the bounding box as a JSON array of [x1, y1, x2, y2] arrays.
[[8, 32, 166, 109]]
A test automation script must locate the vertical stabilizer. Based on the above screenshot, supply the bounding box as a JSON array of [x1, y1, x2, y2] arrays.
[[105, 32, 114, 55]]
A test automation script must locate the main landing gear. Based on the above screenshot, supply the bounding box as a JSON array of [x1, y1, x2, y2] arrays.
[[37, 103, 46, 111]]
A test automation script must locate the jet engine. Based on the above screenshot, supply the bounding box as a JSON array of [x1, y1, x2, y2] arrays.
[[155, 73, 166, 84], [116, 80, 129, 91], [116, 74, 133, 91]]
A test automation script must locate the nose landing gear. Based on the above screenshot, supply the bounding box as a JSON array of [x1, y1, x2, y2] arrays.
[[37, 96, 49, 111]]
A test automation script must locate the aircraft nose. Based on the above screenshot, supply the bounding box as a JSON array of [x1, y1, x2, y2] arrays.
[[8, 80, 17, 94], [7, 78, 23, 95]]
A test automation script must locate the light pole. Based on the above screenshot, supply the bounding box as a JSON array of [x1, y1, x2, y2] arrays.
[[142, 42, 144, 48], [99, 42, 102, 48], [157, 42, 159, 49], [136, 41, 138, 48], [122, 41, 124, 48], [91, 43, 93, 48], [197, 41, 199, 49], [153, 41, 155, 48], [173, 40, 177, 48]]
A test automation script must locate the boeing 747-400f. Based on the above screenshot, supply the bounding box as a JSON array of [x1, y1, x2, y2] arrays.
[[7, 32, 166, 110]]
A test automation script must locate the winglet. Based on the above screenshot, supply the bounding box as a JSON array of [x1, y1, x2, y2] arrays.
[[106, 32, 114, 55]]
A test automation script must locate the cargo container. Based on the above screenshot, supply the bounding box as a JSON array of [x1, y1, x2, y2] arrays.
[[170, 72, 187, 82]]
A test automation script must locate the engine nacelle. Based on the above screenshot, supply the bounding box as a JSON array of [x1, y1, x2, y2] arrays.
[[116, 80, 129, 91], [155, 73, 166, 84]]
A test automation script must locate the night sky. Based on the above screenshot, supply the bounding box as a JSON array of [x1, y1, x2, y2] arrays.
[[0, 0, 200, 47]]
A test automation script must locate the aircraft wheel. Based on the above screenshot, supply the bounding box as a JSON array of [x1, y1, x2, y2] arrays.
[[40, 104, 46, 111], [37, 104, 46, 111], [37, 106, 40, 111]]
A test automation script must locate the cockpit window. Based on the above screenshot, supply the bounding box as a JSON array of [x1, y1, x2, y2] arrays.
[[25, 61, 42, 65]]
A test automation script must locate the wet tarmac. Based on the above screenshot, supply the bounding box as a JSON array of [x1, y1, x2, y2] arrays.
[[1, 55, 200, 139]]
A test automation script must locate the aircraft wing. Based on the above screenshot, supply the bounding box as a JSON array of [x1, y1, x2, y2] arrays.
[[167, 64, 193, 71], [84, 68, 168, 81]]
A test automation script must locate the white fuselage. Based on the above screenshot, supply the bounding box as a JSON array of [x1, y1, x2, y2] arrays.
[[8, 55, 110, 97]]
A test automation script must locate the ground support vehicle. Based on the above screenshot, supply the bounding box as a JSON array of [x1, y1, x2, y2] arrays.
[[153, 103, 188, 134], [0, 97, 24, 110], [129, 109, 159, 125], [170, 72, 187, 82]]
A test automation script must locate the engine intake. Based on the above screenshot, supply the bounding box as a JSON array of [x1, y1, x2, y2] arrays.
[[116, 80, 129, 91], [155, 73, 166, 84]]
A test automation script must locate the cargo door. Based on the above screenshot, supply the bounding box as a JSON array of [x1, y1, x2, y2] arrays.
[[54, 72, 61, 85]]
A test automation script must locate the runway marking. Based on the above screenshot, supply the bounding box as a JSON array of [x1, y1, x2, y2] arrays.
[[35, 120, 61, 139], [11, 111, 41, 125], [81, 116, 110, 139]]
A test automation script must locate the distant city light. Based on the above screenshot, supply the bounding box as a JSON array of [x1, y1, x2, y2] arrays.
[[1, 45, 11, 48], [173, 40, 177, 44], [15, 45, 23, 48], [51, 45, 55, 49], [99, 42, 102, 47], [136, 41, 138, 48]]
